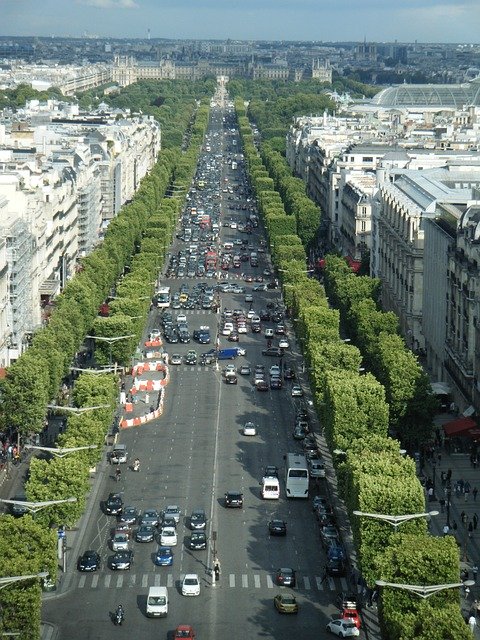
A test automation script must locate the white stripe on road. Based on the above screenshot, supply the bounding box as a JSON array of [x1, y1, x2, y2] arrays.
[[266, 575, 274, 589], [315, 577, 324, 591], [154, 574, 161, 586], [116, 575, 123, 588], [327, 577, 335, 590], [130, 574, 136, 586], [91, 575, 98, 589], [142, 574, 148, 588], [104, 575, 111, 589], [242, 574, 248, 588], [78, 575, 86, 589], [167, 574, 173, 587], [303, 576, 311, 590], [229, 574, 235, 588], [340, 577, 348, 591]]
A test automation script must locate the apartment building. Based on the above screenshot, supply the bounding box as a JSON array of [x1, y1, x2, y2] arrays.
[[0, 101, 161, 366]]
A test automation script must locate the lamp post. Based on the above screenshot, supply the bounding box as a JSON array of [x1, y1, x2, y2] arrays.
[[375, 578, 475, 599], [47, 405, 110, 414], [0, 497, 77, 515], [446, 479, 452, 528], [85, 334, 135, 367], [24, 444, 97, 459], [0, 571, 49, 590], [353, 510, 439, 532]]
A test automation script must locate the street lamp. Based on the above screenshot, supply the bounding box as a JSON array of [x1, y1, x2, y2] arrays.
[[375, 578, 475, 599], [0, 497, 77, 515], [47, 405, 110, 414], [353, 510, 439, 532], [0, 572, 49, 590], [23, 444, 97, 458], [85, 334, 135, 366]]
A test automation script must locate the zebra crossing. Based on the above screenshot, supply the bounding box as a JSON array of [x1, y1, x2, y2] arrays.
[[75, 571, 351, 592]]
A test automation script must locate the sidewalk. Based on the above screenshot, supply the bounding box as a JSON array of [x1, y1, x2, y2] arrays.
[[425, 412, 480, 631]]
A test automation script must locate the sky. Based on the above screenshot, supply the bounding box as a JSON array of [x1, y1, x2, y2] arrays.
[[1, 0, 479, 43]]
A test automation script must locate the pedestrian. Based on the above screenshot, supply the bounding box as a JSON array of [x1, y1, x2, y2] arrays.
[[473, 565, 478, 582], [438, 452, 442, 464], [320, 568, 328, 584], [456, 481, 462, 498], [474, 487, 478, 502], [473, 514, 478, 530], [443, 524, 450, 536], [428, 486, 434, 502], [441, 471, 446, 485], [469, 522, 474, 537], [453, 521, 458, 531], [465, 481, 471, 501], [469, 614, 477, 633], [440, 498, 445, 513], [461, 511, 467, 525], [447, 468, 452, 480]]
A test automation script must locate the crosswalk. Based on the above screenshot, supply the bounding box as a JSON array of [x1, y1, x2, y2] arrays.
[[75, 571, 351, 592]]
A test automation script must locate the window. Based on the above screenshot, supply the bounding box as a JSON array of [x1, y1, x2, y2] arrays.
[[362, 156, 373, 162]]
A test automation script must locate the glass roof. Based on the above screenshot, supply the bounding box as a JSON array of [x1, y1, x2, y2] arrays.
[[372, 80, 480, 108]]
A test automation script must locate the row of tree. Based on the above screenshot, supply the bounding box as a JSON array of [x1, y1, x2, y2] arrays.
[[0, 83, 210, 639], [235, 100, 469, 639]]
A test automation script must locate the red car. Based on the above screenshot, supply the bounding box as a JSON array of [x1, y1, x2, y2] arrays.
[[175, 625, 196, 639], [339, 595, 361, 629]]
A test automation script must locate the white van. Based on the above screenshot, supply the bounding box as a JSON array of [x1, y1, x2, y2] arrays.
[[262, 476, 280, 499], [146, 586, 168, 617]]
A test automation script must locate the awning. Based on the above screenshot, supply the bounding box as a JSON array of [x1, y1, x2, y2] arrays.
[[443, 416, 477, 437], [431, 382, 452, 396]]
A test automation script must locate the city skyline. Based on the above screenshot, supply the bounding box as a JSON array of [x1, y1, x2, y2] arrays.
[[2, 0, 479, 44]]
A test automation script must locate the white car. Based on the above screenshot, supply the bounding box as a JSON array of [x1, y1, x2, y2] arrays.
[[326, 619, 360, 637], [291, 385, 304, 397], [182, 573, 201, 596], [236, 347, 246, 356], [247, 309, 257, 320], [223, 364, 236, 376], [245, 294, 253, 303], [243, 422, 257, 436], [111, 532, 129, 551], [170, 353, 182, 365], [309, 460, 326, 478], [230, 222, 237, 229], [278, 338, 289, 349], [265, 328, 274, 338], [237, 323, 248, 334], [222, 322, 234, 336], [176, 314, 187, 324], [269, 365, 281, 377], [160, 527, 177, 547]]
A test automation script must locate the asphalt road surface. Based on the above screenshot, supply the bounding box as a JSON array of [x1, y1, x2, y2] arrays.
[[43, 95, 352, 640]]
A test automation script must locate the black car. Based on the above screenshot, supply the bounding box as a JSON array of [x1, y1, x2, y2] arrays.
[[283, 368, 296, 380], [251, 323, 261, 333], [320, 525, 341, 548], [264, 465, 279, 478], [105, 493, 123, 516], [135, 525, 156, 543], [326, 555, 347, 577], [275, 567, 296, 587], [259, 310, 271, 321], [270, 376, 282, 390], [190, 508, 207, 530], [161, 515, 177, 530], [293, 425, 308, 440], [190, 531, 207, 550], [256, 380, 269, 391], [225, 491, 243, 508], [268, 520, 287, 536], [110, 550, 134, 570], [262, 347, 283, 357], [117, 506, 138, 526], [225, 374, 238, 385], [77, 550, 101, 572]]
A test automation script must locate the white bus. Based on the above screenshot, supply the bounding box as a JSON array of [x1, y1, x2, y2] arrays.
[[156, 286, 171, 309], [284, 453, 309, 498]]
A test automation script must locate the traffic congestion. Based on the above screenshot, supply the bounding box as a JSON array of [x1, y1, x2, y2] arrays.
[[44, 95, 364, 640]]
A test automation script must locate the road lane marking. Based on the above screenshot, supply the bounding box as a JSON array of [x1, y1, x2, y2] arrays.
[[315, 577, 324, 591], [154, 574, 161, 586], [142, 574, 148, 588], [229, 574, 235, 587], [116, 575, 124, 588], [91, 575, 98, 589], [303, 576, 311, 590], [340, 577, 348, 590], [78, 575, 86, 588], [328, 577, 335, 590], [130, 574, 136, 586], [104, 575, 111, 588], [254, 574, 260, 588], [242, 574, 248, 588], [167, 574, 173, 587], [266, 575, 274, 588]]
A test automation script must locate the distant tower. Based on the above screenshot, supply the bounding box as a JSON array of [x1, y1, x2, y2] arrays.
[[147, 28, 151, 40]]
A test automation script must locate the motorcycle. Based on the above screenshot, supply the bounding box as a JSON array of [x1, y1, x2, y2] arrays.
[[114, 607, 124, 626]]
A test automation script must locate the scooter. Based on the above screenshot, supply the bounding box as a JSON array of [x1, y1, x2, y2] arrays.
[[114, 607, 124, 625]]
